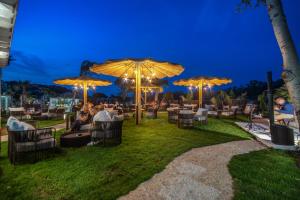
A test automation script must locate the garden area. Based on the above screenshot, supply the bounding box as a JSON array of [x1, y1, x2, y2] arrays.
[[1, 113, 250, 200], [1, 113, 299, 200]]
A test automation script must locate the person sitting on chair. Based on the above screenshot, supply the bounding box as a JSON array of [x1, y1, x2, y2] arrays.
[[274, 97, 295, 125], [71, 104, 92, 131]]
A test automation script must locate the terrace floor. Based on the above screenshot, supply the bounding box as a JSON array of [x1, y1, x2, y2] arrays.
[[0, 113, 251, 200]]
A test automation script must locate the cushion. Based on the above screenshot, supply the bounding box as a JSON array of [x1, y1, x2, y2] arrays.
[[9, 107, 25, 112], [195, 108, 208, 116], [20, 122, 35, 131], [80, 123, 92, 131], [93, 110, 112, 122], [16, 138, 56, 152], [112, 115, 124, 121], [179, 110, 194, 114]]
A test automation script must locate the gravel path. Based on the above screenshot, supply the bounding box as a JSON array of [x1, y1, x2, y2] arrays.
[[119, 140, 266, 200]]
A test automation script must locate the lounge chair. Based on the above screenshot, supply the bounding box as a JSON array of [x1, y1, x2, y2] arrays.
[[194, 108, 208, 124], [90, 120, 123, 146], [7, 120, 56, 164], [178, 110, 195, 129]]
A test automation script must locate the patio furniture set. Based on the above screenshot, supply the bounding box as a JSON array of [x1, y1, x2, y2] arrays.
[[8, 106, 66, 120], [167, 103, 239, 128], [4, 108, 124, 165]]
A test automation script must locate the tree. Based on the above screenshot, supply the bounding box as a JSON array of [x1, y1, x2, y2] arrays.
[[240, 0, 300, 129]]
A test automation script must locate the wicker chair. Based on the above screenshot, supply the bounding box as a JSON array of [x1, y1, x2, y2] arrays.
[[168, 110, 178, 123], [7, 127, 56, 164], [178, 111, 195, 129], [90, 121, 123, 146], [194, 108, 208, 125]]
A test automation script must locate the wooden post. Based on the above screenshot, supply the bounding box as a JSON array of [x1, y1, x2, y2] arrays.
[[83, 82, 88, 105], [198, 80, 203, 108], [144, 90, 147, 105], [267, 71, 274, 130], [135, 63, 142, 124]]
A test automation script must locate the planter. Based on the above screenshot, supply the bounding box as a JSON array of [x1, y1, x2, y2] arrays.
[[271, 124, 294, 146]]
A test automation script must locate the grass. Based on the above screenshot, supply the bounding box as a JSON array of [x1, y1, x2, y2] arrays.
[[229, 149, 300, 200], [0, 113, 250, 200], [37, 119, 65, 128]]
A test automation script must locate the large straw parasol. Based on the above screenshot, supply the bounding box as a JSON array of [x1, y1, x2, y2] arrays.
[[54, 75, 111, 105], [91, 58, 184, 124], [174, 76, 232, 107]]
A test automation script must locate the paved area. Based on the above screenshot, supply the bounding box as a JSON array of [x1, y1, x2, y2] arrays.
[[1, 123, 65, 142], [119, 140, 266, 200]]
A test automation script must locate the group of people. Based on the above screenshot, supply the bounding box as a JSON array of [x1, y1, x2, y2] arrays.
[[71, 102, 122, 132]]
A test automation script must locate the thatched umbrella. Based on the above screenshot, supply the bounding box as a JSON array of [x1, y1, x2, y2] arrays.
[[54, 75, 111, 105], [91, 58, 184, 124], [174, 76, 232, 107]]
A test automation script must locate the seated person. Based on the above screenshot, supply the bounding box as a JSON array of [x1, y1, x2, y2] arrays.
[[274, 97, 295, 124], [71, 104, 92, 131]]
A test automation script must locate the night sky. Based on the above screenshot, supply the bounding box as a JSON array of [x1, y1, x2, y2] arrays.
[[4, 0, 300, 95]]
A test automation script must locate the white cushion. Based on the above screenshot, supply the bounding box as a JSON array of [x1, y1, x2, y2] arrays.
[[195, 108, 208, 116], [9, 107, 25, 112], [20, 122, 35, 131], [113, 115, 124, 121], [93, 110, 112, 122], [179, 110, 194, 114]]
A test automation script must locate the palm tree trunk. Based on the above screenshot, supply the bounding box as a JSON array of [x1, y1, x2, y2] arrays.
[[266, 0, 300, 130]]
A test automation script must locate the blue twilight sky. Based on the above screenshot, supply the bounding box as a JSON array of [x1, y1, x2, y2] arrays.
[[3, 0, 300, 95]]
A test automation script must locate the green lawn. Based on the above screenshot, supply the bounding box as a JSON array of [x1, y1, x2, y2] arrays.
[[0, 113, 250, 200], [229, 149, 300, 200], [37, 119, 65, 128]]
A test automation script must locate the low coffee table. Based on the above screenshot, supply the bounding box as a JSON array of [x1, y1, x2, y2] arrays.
[[60, 132, 91, 147]]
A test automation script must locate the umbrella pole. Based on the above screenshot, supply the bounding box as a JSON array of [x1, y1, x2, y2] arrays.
[[144, 90, 147, 105], [83, 82, 88, 105], [198, 81, 203, 108], [135, 63, 142, 124]]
